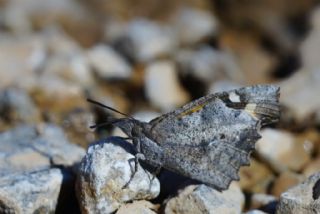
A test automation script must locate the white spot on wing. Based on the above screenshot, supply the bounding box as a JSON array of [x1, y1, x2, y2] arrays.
[[229, 92, 241, 103]]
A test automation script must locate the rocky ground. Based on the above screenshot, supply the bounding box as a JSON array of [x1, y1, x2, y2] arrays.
[[0, 0, 320, 213]]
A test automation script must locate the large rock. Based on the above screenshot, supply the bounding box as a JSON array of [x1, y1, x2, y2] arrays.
[[164, 183, 245, 214], [277, 172, 320, 214], [77, 137, 160, 214], [0, 168, 63, 213]]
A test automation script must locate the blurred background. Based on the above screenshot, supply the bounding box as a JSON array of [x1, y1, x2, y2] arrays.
[[0, 0, 320, 213]]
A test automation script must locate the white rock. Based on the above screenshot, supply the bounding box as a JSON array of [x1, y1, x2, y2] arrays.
[[245, 210, 268, 214], [87, 44, 132, 79], [126, 19, 178, 62], [256, 128, 310, 173], [176, 46, 243, 85], [172, 7, 218, 45], [144, 60, 189, 111], [208, 80, 242, 94], [116, 201, 158, 214], [280, 70, 320, 123], [0, 33, 46, 90], [0, 168, 63, 213], [164, 182, 244, 214], [277, 172, 320, 213], [77, 138, 160, 214]]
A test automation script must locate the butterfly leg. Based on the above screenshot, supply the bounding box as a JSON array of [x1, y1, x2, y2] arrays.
[[122, 139, 146, 189]]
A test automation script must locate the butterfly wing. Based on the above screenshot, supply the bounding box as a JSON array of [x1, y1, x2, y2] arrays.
[[147, 85, 280, 190]]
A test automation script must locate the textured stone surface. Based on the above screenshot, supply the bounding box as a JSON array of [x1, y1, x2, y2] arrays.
[[164, 183, 244, 214], [277, 172, 320, 214], [0, 168, 63, 214], [77, 138, 160, 214]]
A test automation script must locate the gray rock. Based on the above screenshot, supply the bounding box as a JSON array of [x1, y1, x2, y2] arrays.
[[256, 128, 310, 173], [164, 182, 244, 214], [209, 81, 242, 94], [0, 87, 41, 124], [0, 123, 85, 176], [250, 193, 277, 210], [144, 60, 189, 111], [87, 44, 132, 79], [246, 210, 268, 214], [277, 172, 320, 214], [176, 46, 243, 85], [0, 168, 63, 213], [126, 19, 178, 62], [172, 7, 218, 45], [77, 138, 160, 214], [280, 70, 320, 124], [116, 201, 158, 214]]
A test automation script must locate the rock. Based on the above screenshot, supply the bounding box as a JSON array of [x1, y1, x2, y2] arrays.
[[256, 128, 311, 173], [0, 33, 45, 90], [220, 32, 277, 84], [208, 80, 242, 94], [239, 158, 274, 194], [0, 87, 41, 124], [87, 44, 132, 80], [125, 19, 177, 62], [2, 0, 100, 46], [0, 123, 85, 176], [172, 7, 218, 45], [245, 210, 268, 214], [277, 172, 320, 214], [176, 46, 243, 85], [43, 50, 94, 87], [271, 171, 305, 198], [77, 138, 160, 214], [144, 60, 189, 111], [116, 201, 159, 214], [0, 168, 63, 213], [164, 182, 244, 214], [250, 193, 277, 210], [280, 70, 320, 124], [303, 158, 320, 177]]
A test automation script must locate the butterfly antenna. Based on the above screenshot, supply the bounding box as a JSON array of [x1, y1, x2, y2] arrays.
[[89, 118, 124, 129], [87, 98, 134, 119]]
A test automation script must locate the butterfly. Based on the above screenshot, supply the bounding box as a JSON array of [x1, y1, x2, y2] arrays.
[[88, 85, 280, 191]]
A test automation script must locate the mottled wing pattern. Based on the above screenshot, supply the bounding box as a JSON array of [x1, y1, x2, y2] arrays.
[[147, 85, 280, 190]]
